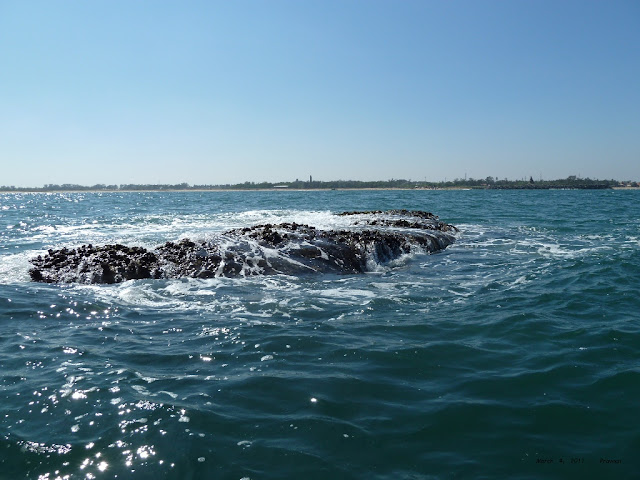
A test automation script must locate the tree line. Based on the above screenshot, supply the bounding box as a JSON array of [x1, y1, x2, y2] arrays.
[[0, 176, 632, 192]]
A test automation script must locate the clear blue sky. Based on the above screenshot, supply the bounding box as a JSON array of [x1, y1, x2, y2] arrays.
[[1, 0, 638, 187]]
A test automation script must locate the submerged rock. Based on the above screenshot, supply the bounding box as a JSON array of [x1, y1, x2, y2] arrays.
[[29, 210, 457, 284]]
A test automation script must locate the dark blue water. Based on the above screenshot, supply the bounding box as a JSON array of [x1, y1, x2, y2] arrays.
[[1, 190, 639, 479]]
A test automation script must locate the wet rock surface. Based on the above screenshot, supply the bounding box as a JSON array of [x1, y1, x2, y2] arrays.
[[29, 210, 457, 284]]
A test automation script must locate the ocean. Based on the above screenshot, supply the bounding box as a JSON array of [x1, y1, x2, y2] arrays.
[[1, 189, 638, 479]]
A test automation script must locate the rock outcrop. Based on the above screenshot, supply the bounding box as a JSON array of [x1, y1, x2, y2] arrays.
[[29, 210, 457, 284]]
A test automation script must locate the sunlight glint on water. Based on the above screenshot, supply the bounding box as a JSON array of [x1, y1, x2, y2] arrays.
[[1, 189, 639, 479]]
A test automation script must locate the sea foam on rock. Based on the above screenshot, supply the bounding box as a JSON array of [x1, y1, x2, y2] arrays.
[[29, 210, 457, 284]]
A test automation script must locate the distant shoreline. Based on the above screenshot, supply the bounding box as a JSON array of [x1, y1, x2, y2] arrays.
[[0, 187, 472, 193], [2, 177, 636, 193], [2, 186, 637, 194]]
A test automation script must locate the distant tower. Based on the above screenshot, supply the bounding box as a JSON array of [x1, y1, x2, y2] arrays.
[[309, 175, 312, 183]]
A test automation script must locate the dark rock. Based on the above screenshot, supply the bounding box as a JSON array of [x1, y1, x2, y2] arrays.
[[29, 210, 457, 284]]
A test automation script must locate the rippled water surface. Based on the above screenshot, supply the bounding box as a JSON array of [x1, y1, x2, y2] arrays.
[[1, 190, 639, 479]]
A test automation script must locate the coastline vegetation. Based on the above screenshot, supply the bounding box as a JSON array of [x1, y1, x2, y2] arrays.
[[0, 176, 635, 192]]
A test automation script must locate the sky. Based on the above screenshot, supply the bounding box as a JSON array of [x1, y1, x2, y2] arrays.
[[1, 0, 638, 187]]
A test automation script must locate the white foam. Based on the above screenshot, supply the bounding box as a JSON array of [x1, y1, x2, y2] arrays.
[[6, 209, 454, 292], [318, 288, 376, 300], [0, 251, 35, 283]]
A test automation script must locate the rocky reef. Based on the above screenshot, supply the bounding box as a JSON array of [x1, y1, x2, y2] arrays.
[[29, 210, 457, 284]]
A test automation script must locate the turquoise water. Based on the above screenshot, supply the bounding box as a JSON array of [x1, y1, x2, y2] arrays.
[[1, 190, 638, 479]]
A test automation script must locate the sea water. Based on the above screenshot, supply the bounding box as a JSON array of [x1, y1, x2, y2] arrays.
[[0, 189, 638, 479]]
